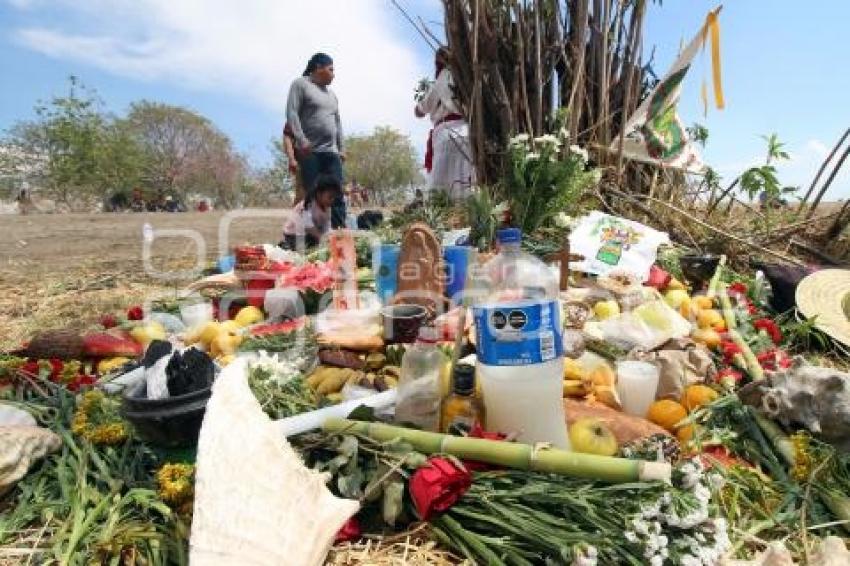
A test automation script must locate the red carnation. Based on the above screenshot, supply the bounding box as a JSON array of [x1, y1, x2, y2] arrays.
[[47, 359, 64, 382], [100, 314, 118, 329], [20, 360, 40, 376], [720, 341, 743, 363], [409, 457, 472, 521], [67, 374, 97, 392], [753, 319, 782, 344], [728, 282, 748, 297], [127, 306, 144, 321], [758, 349, 792, 371], [716, 368, 743, 388]]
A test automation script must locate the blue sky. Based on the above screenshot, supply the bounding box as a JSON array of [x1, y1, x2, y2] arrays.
[[1, 0, 848, 197]]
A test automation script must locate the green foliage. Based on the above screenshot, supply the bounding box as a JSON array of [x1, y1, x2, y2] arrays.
[[739, 133, 792, 203], [687, 123, 710, 147], [501, 132, 599, 235], [345, 126, 423, 206], [465, 186, 505, 251], [1, 76, 248, 207]]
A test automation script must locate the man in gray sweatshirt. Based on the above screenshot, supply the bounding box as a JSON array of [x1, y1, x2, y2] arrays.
[[286, 52, 346, 228]]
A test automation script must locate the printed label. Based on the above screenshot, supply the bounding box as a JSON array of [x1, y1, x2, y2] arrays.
[[473, 300, 563, 366]]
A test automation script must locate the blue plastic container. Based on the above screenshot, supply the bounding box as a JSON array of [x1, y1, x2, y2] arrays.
[[444, 245, 473, 303], [373, 244, 401, 304]]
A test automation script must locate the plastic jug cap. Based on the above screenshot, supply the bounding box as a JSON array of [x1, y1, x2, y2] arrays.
[[496, 228, 521, 244]]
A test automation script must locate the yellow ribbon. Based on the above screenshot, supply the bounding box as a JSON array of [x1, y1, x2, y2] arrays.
[[703, 9, 725, 110]]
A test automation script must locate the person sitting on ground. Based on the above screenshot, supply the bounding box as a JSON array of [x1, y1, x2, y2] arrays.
[[281, 174, 341, 249]]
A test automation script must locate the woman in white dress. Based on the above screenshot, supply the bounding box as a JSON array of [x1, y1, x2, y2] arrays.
[[415, 48, 474, 200]]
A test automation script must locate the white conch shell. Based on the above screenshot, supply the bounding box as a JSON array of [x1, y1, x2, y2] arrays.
[[0, 426, 61, 496], [189, 359, 359, 566]]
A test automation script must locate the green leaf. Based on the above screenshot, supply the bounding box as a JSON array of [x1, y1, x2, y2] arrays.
[[382, 477, 405, 526], [337, 468, 365, 499], [346, 404, 376, 422]]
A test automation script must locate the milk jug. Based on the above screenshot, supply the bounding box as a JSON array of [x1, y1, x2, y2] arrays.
[[472, 228, 570, 449]]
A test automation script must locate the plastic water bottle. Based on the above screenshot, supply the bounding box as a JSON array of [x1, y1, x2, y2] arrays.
[[142, 222, 154, 244], [394, 326, 445, 432], [472, 228, 570, 449]]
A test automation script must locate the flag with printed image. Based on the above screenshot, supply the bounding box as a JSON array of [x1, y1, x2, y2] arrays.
[[611, 7, 724, 173]]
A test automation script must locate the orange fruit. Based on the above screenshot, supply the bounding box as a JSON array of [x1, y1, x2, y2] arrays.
[[697, 309, 723, 329], [647, 399, 689, 433], [681, 384, 719, 412], [691, 328, 721, 349], [694, 296, 715, 310]]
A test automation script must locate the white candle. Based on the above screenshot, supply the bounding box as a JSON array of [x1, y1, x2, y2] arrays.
[[615, 361, 660, 417]]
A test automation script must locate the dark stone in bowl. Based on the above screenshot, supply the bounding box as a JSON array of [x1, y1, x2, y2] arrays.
[[381, 304, 428, 343], [679, 254, 721, 286]]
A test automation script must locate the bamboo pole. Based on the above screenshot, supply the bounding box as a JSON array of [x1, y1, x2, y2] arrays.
[[798, 127, 849, 216], [323, 418, 671, 484], [806, 143, 850, 220]]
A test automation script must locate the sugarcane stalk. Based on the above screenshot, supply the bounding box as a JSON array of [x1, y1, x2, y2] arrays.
[[706, 255, 727, 299], [719, 283, 737, 330], [754, 413, 850, 533], [323, 418, 671, 483], [729, 329, 764, 381]]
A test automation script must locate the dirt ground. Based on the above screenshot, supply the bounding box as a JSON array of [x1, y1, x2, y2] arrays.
[[0, 211, 286, 349]]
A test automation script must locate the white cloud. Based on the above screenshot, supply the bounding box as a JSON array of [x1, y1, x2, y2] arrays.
[[805, 138, 828, 158], [9, 0, 433, 156]]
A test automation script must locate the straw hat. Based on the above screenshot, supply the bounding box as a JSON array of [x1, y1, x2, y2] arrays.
[[796, 269, 850, 348]]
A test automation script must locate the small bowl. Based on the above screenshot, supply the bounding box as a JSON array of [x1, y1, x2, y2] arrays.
[[679, 254, 721, 287], [381, 304, 428, 343]]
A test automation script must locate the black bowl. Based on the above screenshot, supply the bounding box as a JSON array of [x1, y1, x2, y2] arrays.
[[122, 380, 212, 448], [679, 254, 721, 286]]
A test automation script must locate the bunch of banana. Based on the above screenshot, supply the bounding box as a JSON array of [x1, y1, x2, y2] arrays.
[[563, 358, 588, 398]]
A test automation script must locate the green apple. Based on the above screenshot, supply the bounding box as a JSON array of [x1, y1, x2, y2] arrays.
[[593, 300, 620, 320], [569, 418, 619, 456]]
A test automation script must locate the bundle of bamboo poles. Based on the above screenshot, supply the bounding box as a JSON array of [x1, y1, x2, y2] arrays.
[[441, 0, 652, 184]]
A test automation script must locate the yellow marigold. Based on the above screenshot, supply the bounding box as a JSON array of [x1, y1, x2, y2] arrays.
[[88, 423, 128, 445], [71, 411, 89, 436], [791, 432, 813, 482], [157, 463, 195, 505], [61, 360, 82, 382]]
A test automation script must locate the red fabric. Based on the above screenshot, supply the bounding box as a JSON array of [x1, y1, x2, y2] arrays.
[[409, 457, 472, 521], [424, 113, 464, 173]]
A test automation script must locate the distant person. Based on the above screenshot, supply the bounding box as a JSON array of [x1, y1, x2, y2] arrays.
[[281, 174, 341, 249], [286, 52, 346, 228], [16, 187, 32, 215], [415, 47, 474, 200], [282, 123, 305, 205]]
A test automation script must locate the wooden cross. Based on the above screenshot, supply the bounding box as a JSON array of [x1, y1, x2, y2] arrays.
[[545, 239, 585, 291]]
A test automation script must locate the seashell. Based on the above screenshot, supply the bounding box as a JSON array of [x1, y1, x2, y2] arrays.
[[0, 426, 61, 496], [189, 359, 359, 566], [0, 403, 36, 427]]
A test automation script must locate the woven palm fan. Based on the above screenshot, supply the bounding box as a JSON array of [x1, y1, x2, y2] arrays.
[[189, 359, 358, 566], [796, 269, 850, 350]]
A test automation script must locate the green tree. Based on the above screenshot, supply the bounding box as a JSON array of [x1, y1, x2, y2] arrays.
[[123, 101, 245, 205], [344, 126, 422, 205], [1, 76, 146, 205]]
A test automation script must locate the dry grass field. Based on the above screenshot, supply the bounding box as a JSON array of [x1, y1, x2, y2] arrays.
[[0, 211, 285, 350]]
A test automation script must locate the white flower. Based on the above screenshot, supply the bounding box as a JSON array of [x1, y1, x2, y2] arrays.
[[554, 212, 576, 229], [569, 144, 589, 162], [650, 555, 663, 566], [572, 545, 598, 566], [534, 134, 561, 148], [559, 126, 570, 142], [525, 152, 540, 162], [509, 133, 530, 147], [680, 555, 702, 566], [708, 473, 726, 490], [589, 169, 603, 184], [632, 519, 650, 536], [624, 531, 638, 543]]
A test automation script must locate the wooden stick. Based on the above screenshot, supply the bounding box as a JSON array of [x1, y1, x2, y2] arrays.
[[806, 142, 850, 220], [799, 127, 849, 216]]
